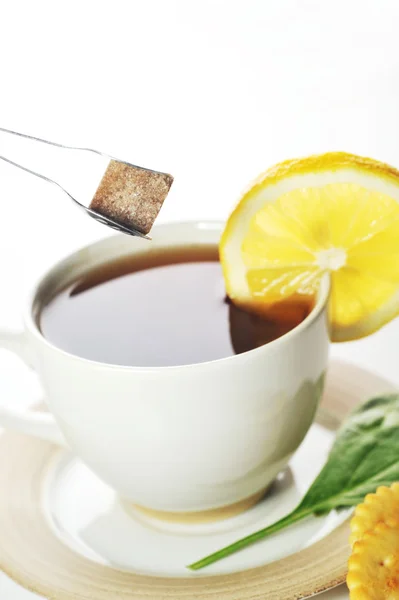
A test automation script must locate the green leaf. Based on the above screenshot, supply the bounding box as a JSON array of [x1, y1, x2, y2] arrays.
[[188, 393, 399, 571]]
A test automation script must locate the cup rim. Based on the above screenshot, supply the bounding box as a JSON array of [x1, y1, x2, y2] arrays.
[[24, 220, 330, 372]]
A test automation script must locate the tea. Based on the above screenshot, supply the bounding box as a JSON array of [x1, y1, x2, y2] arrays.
[[39, 246, 314, 367]]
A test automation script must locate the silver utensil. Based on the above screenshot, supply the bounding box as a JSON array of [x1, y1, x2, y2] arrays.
[[0, 127, 173, 239]]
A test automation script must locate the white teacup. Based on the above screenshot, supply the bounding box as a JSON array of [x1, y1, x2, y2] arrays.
[[0, 222, 329, 521]]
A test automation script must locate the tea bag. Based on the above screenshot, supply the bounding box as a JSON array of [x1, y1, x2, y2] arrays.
[[90, 160, 173, 235]]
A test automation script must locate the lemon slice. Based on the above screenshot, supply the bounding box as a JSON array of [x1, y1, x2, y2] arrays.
[[220, 152, 399, 341], [347, 522, 399, 600]]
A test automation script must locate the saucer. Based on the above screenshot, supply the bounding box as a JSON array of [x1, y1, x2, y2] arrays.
[[0, 360, 395, 599]]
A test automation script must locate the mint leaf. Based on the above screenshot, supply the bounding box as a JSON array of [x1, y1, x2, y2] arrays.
[[188, 394, 399, 571]]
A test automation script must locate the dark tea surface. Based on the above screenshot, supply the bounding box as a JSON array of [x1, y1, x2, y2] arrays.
[[39, 246, 314, 367]]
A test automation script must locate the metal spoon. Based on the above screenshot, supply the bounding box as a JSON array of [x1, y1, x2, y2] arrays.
[[0, 127, 173, 239]]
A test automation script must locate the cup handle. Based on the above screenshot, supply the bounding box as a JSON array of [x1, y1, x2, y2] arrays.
[[0, 328, 66, 446]]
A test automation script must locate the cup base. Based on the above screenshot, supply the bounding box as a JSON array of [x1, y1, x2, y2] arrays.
[[124, 486, 270, 532]]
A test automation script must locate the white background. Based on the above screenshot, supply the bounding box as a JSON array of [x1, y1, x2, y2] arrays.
[[1, 1, 399, 597]]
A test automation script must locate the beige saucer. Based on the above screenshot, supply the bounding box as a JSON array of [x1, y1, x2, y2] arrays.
[[130, 487, 269, 525], [0, 360, 395, 600]]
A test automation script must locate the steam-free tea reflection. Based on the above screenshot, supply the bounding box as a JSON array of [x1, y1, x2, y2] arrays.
[[39, 246, 314, 367]]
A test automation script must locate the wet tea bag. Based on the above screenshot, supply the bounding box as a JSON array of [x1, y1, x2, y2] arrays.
[[90, 160, 173, 235]]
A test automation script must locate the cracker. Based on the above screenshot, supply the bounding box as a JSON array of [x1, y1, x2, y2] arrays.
[[350, 483, 399, 547], [347, 522, 399, 600]]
